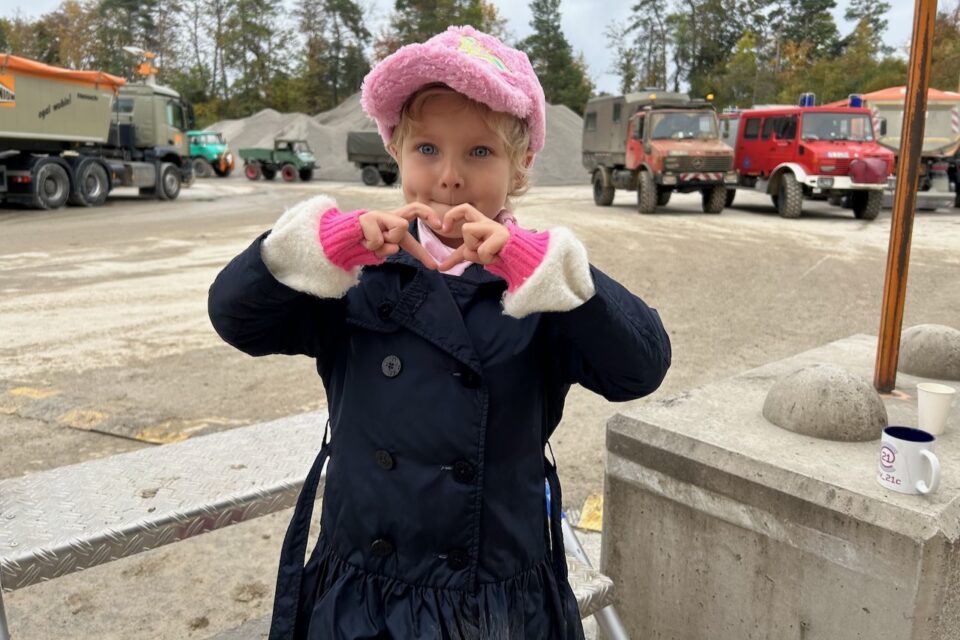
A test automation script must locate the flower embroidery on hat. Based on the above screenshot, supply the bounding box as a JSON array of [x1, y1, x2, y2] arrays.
[[458, 36, 508, 72]]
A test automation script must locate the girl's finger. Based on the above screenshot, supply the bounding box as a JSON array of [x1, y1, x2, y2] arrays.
[[438, 245, 467, 272], [395, 202, 441, 228], [359, 215, 385, 251], [374, 244, 400, 259], [477, 235, 506, 264], [399, 233, 438, 269], [441, 204, 483, 231], [382, 220, 409, 244]]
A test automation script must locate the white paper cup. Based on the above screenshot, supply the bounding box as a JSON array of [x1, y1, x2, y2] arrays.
[[917, 383, 956, 436]]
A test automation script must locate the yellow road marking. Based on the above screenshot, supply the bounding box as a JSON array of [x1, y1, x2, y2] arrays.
[[59, 408, 107, 430], [8, 386, 59, 399]]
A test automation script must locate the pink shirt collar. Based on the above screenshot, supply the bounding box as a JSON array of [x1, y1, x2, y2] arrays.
[[417, 209, 517, 276]]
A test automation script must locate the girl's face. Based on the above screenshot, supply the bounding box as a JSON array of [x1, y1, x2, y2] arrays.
[[394, 93, 514, 246]]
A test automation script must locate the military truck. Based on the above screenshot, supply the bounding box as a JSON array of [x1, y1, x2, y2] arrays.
[[582, 91, 737, 214], [239, 139, 316, 181], [188, 130, 234, 178], [346, 130, 399, 186], [0, 52, 192, 209]]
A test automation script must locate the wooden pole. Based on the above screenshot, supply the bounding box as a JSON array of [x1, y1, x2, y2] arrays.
[[874, 0, 938, 392]]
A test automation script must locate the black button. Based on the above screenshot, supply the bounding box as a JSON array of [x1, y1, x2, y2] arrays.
[[456, 369, 481, 388], [381, 355, 402, 378], [447, 548, 469, 570], [375, 449, 395, 470], [452, 460, 475, 483], [370, 538, 394, 557], [377, 302, 394, 321]]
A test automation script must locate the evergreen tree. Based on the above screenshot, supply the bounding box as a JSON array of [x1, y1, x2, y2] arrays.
[[295, 0, 370, 112], [521, 0, 592, 113], [931, 2, 960, 92], [377, 0, 507, 58]]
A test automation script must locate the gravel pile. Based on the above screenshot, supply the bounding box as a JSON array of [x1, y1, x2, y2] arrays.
[[208, 93, 586, 186]]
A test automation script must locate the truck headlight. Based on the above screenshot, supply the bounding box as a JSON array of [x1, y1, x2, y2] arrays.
[[662, 174, 677, 185], [817, 177, 834, 188], [724, 171, 737, 183]]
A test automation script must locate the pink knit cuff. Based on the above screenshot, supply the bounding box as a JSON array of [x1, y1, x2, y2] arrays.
[[485, 225, 550, 292], [319, 208, 384, 271]]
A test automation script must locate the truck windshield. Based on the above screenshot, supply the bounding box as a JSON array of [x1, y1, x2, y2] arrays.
[[192, 134, 223, 145], [801, 113, 874, 141], [875, 104, 960, 151], [293, 142, 311, 153], [649, 112, 718, 140]]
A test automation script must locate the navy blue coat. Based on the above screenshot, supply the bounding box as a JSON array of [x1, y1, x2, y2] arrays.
[[208, 228, 670, 639]]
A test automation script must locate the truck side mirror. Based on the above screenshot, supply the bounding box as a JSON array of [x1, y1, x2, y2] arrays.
[[878, 118, 887, 136]]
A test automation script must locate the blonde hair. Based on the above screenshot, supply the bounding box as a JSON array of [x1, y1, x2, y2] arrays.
[[388, 84, 532, 201]]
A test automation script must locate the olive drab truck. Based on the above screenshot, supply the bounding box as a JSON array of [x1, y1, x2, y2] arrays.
[[347, 130, 399, 186], [582, 91, 737, 214], [719, 94, 895, 220], [0, 50, 192, 209], [825, 86, 960, 210]]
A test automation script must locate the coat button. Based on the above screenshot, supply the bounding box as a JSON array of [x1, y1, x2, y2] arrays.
[[456, 368, 481, 388], [377, 302, 394, 321], [375, 449, 395, 470], [370, 538, 394, 557], [452, 460, 475, 483], [381, 355, 402, 378], [447, 548, 468, 570]]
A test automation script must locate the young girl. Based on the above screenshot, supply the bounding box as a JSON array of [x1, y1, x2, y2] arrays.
[[209, 26, 670, 640]]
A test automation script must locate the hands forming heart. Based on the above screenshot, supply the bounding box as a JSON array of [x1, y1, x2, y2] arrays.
[[358, 203, 511, 272]]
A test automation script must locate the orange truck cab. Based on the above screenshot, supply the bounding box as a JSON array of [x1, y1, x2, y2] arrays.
[[719, 94, 895, 220]]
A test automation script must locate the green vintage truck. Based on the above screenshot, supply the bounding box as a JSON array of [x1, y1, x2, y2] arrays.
[[239, 139, 316, 181], [0, 51, 193, 209], [188, 130, 234, 178]]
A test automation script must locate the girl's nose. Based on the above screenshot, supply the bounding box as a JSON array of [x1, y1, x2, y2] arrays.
[[439, 159, 463, 190]]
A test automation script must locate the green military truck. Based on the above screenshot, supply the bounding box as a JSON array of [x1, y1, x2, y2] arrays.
[[0, 53, 192, 209], [239, 139, 316, 181], [346, 131, 398, 186], [188, 130, 234, 178]]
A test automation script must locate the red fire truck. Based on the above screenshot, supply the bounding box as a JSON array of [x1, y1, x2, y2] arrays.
[[719, 95, 895, 219]]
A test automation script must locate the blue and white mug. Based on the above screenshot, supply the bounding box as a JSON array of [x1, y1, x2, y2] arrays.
[[877, 426, 941, 495]]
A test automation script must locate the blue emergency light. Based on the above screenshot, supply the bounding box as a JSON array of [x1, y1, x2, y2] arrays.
[[799, 92, 816, 107], [848, 94, 864, 108]]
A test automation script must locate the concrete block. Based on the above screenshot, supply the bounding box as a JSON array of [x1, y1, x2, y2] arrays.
[[900, 324, 960, 381], [603, 334, 960, 640]]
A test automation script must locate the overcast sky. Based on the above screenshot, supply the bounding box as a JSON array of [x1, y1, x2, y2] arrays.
[[0, 0, 936, 93]]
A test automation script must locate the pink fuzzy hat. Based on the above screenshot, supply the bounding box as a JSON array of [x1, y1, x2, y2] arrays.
[[360, 25, 546, 153]]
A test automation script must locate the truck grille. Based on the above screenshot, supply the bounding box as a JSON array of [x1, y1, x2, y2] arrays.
[[821, 159, 851, 174], [677, 156, 732, 172]]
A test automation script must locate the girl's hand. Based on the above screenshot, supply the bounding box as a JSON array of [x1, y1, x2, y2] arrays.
[[359, 203, 442, 269], [437, 204, 510, 271]]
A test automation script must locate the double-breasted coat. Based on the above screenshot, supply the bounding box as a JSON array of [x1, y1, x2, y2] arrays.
[[208, 201, 671, 640]]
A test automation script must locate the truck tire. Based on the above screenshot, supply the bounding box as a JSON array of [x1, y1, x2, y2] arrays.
[[33, 162, 70, 210], [192, 158, 213, 178], [262, 166, 277, 181], [656, 188, 671, 207], [776, 172, 803, 218], [299, 168, 314, 182], [851, 190, 882, 220], [701, 185, 726, 213], [68, 161, 109, 207], [637, 170, 656, 214], [593, 171, 614, 206], [380, 171, 398, 186], [158, 163, 181, 201], [725, 189, 736, 207], [281, 164, 298, 182], [362, 165, 381, 186], [245, 163, 262, 180]]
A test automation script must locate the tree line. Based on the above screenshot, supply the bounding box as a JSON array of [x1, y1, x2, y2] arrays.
[[1, 0, 959, 127]]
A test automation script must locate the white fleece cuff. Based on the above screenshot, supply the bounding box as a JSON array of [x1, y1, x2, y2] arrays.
[[501, 227, 596, 319], [260, 194, 361, 299]]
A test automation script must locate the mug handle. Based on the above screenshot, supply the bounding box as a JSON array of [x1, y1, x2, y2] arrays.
[[916, 450, 941, 495]]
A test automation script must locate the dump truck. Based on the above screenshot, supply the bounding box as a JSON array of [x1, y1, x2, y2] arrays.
[[346, 130, 399, 186], [188, 130, 234, 178], [825, 87, 960, 210], [582, 91, 737, 214], [239, 139, 316, 181], [0, 53, 192, 209]]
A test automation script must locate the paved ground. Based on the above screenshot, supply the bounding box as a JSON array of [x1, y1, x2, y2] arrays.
[[2, 179, 958, 639]]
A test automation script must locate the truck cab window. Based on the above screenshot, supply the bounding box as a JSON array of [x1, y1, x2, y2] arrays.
[[585, 112, 597, 132], [165, 100, 185, 130], [116, 98, 134, 114], [613, 103, 621, 123], [761, 117, 780, 140], [743, 117, 760, 139], [776, 115, 797, 140], [633, 116, 644, 139]]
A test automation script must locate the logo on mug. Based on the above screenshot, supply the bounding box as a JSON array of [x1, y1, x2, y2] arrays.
[[879, 444, 897, 471]]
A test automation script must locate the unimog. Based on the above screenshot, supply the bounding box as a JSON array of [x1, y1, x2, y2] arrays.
[[239, 139, 316, 181], [346, 130, 399, 186], [582, 91, 737, 214], [188, 130, 234, 178], [0, 51, 193, 209]]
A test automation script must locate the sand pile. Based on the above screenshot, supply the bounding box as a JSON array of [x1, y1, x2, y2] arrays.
[[209, 93, 586, 186]]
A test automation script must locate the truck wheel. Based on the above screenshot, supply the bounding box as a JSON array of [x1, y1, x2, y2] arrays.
[[68, 161, 109, 207], [158, 163, 181, 201], [362, 165, 381, 186], [656, 188, 671, 207], [281, 164, 298, 182], [701, 185, 726, 214], [776, 172, 803, 218], [380, 171, 398, 186], [299, 168, 314, 182], [725, 189, 736, 207], [851, 190, 882, 220], [262, 166, 277, 181], [593, 171, 614, 206], [245, 163, 262, 180], [192, 158, 213, 178], [33, 162, 70, 210], [637, 170, 656, 214]]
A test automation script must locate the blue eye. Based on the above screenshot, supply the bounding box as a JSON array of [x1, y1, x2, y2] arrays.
[[471, 146, 492, 157], [416, 143, 437, 155]]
